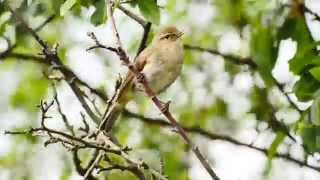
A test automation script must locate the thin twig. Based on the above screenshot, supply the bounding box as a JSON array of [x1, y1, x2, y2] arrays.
[[184, 44, 302, 115], [4, 52, 49, 63], [272, 77, 302, 113], [7, 6, 101, 124], [4, 128, 122, 153], [136, 22, 152, 55], [53, 84, 75, 135], [97, 164, 147, 180], [117, 5, 147, 27], [300, 4, 320, 22], [3, 51, 106, 103], [184, 44, 256, 67], [35, 14, 56, 32], [1, 14, 56, 59], [73, 150, 98, 180]]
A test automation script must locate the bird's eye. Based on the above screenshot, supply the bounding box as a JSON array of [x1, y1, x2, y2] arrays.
[[161, 34, 171, 40]]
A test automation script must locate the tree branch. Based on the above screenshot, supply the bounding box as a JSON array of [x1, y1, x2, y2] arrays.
[[136, 22, 152, 55], [73, 150, 98, 180], [90, 1, 221, 179], [97, 164, 147, 180], [0, 14, 55, 60], [184, 44, 257, 67], [117, 5, 147, 27], [122, 109, 320, 172], [35, 14, 56, 32], [7, 6, 101, 124], [184, 44, 302, 114], [115, 3, 152, 55], [300, 3, 320, 22]]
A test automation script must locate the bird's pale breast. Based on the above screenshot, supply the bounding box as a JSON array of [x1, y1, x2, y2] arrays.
[[141, 41, 183, 93]]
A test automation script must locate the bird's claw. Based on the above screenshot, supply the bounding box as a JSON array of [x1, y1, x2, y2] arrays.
[[160, 100, 171, 113], [136, 73, 146, 83]]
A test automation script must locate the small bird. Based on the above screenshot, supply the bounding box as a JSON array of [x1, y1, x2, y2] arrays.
[[84, 27, 183, 179], [101, 26, 184, 131]]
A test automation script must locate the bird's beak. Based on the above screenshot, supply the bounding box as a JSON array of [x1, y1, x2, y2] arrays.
[[176, 31, 184, 38]]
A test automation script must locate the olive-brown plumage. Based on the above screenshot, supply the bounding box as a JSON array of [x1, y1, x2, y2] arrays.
[[102, 26, 184, 130]]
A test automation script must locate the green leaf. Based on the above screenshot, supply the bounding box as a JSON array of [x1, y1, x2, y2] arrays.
[[60, 0, 77, 16], [0, 11, 11, 34], [310, 66, 320, 81], [281, 17, 320, 75], [310, 95, 320, 126], [297, 109, 320, 153], [293, 73, 320, 102], [278, 16, 312, 49], [288, 41, 320, 75], [268, 132, 285, 160], [250, 86, 272, 122], [138, 0, 160, 24], [90, 0, 107, 26], [79, 0, 90, 7], [50, 0, 65, 13], [250, 25, 277, 87], [289, 53, 320, 75], [264, 132, 285, 175]]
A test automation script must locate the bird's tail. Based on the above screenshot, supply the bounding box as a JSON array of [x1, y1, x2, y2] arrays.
[[99, 79, 133, 131], [101, 102, 125, 131]]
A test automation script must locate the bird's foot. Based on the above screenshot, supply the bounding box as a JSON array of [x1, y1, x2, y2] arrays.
[[159, 100, 171, 113], [136, 72, 146, 83]]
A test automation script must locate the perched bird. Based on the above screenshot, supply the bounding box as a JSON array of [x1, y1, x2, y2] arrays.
[[101, 26, 184, 131]]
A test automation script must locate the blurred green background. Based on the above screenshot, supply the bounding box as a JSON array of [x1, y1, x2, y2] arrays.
[[1, 0, 320, 179]]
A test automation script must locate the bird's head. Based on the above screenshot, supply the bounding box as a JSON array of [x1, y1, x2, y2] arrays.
[[153, 26, 184, 43]]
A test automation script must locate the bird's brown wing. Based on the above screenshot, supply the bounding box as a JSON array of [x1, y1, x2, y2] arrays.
[[101, 47, 154, 131], [116, 47, 153, 104]]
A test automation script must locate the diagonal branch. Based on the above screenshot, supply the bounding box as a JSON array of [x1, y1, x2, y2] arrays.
[[114, 4, 152, 55], [136, 22, 152, 55], [7, 6, 101, 124], [73, 150, 98, 180], [35, 14, 56, 32], [90, 1, 221, 179], [117, 5, 147, 27], [122, 109, 320, 172], [0, 14, 55, 60], [299, 3, 320, 22]]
